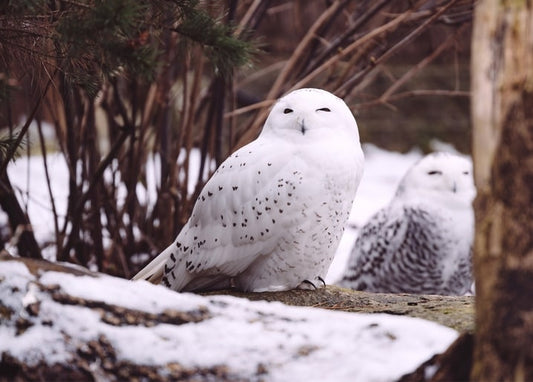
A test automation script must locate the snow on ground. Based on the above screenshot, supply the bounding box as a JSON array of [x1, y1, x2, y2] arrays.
[[0, 260, 458, 381]]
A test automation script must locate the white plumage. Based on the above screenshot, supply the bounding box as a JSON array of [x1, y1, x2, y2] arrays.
[[338, 152, 475, 295], [133, 88, 364, 292]]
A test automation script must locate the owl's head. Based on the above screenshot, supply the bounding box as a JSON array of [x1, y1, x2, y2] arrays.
[[262, 88, 359, 139], [396, 152, 475, 205]]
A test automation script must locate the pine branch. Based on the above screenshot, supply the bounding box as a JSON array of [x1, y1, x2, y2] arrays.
[[172, 3, 255, 76], [2, 0, 255, 96], [0, 134, 23, 165]]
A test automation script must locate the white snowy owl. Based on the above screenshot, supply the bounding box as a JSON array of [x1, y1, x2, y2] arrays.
[[338, 152, 475, 295], [133, 88, 364, 292]]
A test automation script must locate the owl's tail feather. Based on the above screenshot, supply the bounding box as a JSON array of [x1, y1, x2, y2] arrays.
[[131, 251, 170, 284], [183, 275, 232, 292]]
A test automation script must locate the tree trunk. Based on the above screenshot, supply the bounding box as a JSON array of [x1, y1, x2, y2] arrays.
[[0, 174, 42, 259], [471, 0, 533, 380]]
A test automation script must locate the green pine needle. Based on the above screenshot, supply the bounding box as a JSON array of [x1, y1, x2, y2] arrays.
[[0, 131, 26, 167]]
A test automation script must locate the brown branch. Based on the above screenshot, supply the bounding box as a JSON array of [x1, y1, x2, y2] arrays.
[[235, 1, 452, 148], [223, 99, 274, 118], [337, 0, 462, 96], [35, 118, 62, 255], [353, 89, 471, 110], [379, 22, 470, 102], [236, 61, 286, 88], [177, 48, 205, 232], [266, 0, 345, 100], [301, 0, 391, 78], [291, 9, 413, 92], [59, 124, 133, 262], [235, 0, 262, 37]]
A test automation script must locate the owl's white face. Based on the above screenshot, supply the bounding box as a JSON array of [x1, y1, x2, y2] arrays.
[[262, 88, 359, 139], [397, 152, 475, 204]]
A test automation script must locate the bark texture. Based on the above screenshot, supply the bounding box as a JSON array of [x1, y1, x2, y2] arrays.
[[471, 0, 533, 380]]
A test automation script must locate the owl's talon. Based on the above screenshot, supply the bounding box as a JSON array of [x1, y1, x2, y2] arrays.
[[301, 279, 317, 289]]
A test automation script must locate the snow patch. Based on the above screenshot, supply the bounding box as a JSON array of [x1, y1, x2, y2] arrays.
[[0, 261, 458, 381]]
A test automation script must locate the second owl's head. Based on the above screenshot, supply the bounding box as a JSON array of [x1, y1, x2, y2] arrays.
[[262, 88, 359, 139], [396, 152, 476, 205]]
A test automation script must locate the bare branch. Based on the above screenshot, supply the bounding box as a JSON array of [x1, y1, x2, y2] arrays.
[[379, 22, 470, 102], [354, 89, 470, 110]]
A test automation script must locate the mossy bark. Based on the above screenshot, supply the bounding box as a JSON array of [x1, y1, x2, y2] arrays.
[[471, 0, 533, 380]]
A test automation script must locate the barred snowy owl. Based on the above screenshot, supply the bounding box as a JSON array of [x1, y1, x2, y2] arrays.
[[338, 152, 475, 295], [133, 88, 364, 292]]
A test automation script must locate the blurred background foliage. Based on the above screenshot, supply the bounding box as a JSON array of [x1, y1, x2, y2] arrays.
[[0, 0, 473, 276]]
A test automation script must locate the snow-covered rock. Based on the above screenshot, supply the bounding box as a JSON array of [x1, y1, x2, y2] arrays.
[[0, 256, 458, 381]]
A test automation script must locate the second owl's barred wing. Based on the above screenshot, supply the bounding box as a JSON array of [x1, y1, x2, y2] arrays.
[[162, 137, 312, 290], [339, 206, 407, 289], [340, 204, 458, 294], [445, 245, 474, 295], [383, 207, 448, 293]]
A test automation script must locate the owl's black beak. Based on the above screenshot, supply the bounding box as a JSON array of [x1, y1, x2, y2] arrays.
[[300, 120, 306, 135]]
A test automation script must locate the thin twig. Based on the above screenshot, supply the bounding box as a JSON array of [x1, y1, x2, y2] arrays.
[[224, 99, 274, 118], [354, 89, 470, 109], [379, 22, 469, 102], [292, 9, 413, 91], [36, 118, 62, 255], [266, 0, 344, 100], [60, 125, 133, 260], [235, 0, 262, 37], [302, 0, 391, 77], [337, 0, 461, 96], [236, 61, 286, 88]]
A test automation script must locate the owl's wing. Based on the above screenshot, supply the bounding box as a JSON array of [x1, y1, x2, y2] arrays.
[[341, 203, 453, 293], [137, 137, 315, 291], [339, 206, 407, 290]]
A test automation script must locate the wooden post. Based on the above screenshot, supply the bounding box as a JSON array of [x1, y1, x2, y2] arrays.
[[471, 0, 533, 380]]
